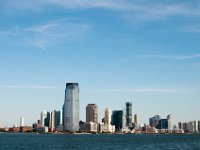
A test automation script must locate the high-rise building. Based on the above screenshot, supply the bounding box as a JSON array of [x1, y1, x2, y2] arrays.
[[40, 110, 47, 126], [158, 119, 168, 129], [97, 108, 115, 133], [178, 122, 182, 129], [182, 122, 188, 132], [50, 110, 62, 132], [167, 114, 173, 130], [198, 121, 200, 133], [188, 121, 197, 133], [63, 83, 79, 132], [111, 110, 126, 132], [40, 110, 50, 127], [86, 104, 98, 124], [54, 110, 61, 129], [126, 102, 132, 127], [45, 112, 50, 127], [50, 111, 55, 131], [62, 104, 64, 127], [20, 117, 24, 127], [134, 114, 138, 126], [104, 108, 111, 125], [149, 115, 161, 128]]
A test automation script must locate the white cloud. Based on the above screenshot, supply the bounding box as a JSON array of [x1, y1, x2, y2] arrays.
[[140, 54, 200, 60], [182, 24, 200, 33], [4, 0, 131, 10], [0, 85, 52, 89], [0, 31, 13, 36], [0, 19, 91, 49], [3, 0, 200, 21], [91, 87, 193, 93]]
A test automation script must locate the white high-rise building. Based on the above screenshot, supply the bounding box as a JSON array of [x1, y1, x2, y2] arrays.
[[40, 110, 50, 127], [134, 114, 138, 126], [50, 111, 55, 132], [167, 114, 173, 130], [105, 108, 111, 125], [188, 121, 197, 133], [40, 110, 47, 126], [63, 83, 79, 132], [97, 108, 115, 133], [20, 117, 24, 127]]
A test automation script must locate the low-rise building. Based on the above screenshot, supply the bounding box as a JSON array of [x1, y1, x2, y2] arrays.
[[20, 126, 32, 132], [80, 122, 98, 133], [98, 123, 115, 133], [36, 127, 49, 133], [9, 127, 20, 132]]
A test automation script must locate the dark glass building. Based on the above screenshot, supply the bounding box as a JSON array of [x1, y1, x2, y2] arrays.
[[126, 102, 132, 127], [111, 110, 125, 132], [158, 119, 168, 129], [54, 110, 61, 129], [44, 112, 50, 127], [149, 115, 161, 128]]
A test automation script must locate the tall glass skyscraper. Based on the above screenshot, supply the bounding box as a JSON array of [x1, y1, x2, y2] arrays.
[[54, 110, 61, 129], [111, 110, 126, 132], [126, 102, 132, 127], [63, 83, 79, 132]]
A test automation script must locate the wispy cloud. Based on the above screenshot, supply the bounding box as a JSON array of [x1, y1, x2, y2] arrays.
[[0, 85, 52, 89], [3, 0, 132, 10], [0, 19, 91, 49], [3, 0, 200, 22], [140, 54, 200, 60], [181, 24, 200, 33], [92, 87, 192, 93]]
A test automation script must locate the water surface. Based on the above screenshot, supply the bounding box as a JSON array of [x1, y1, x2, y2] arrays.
[[0, 133, 200, 150]]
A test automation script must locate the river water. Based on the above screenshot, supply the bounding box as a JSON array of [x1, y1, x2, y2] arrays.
[[0, 133, 200, 150]]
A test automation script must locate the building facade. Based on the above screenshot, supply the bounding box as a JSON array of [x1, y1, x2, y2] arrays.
[[158, 119, 168, 129], [178, 122, 182, 130], [167, 114, 173, 130], [54, 110, 61, 129], [45, 112, 50, 127], [86, 104, 98, 124], [134, 114, 138, 126], [126, 102, 132, 127], [20, 117, 24, 127], [40, 110, 50, 127], [63, 83, 79, 132], [111, 110, 126, 132], [149, 115, 161, 128], [101, 108, 114, 133], [50, 111, 55, 131], [188, 121, 197, 133], [104, 108, 111, 125]]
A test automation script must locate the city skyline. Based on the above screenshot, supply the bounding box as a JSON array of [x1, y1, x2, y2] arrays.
[[0, 0, 200, 127], [0, 82, 199, 128]]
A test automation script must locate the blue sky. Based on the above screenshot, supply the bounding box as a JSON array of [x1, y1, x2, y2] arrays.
[[0, 0, 200, 127]]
